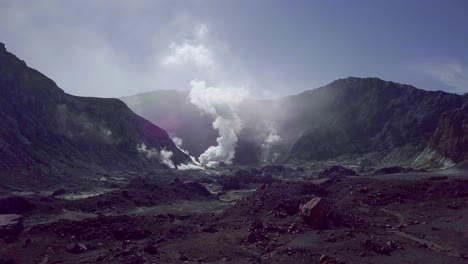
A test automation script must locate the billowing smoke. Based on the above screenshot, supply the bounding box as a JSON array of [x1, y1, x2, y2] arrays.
[[136, 143, 175, 169], [189, 80, 248, 167], [261, 123, 282, 163], [170, 134, 204, 170], [160, 149, 175, 169], [171, 136, 184, 149], [177, 163, 204, 170]]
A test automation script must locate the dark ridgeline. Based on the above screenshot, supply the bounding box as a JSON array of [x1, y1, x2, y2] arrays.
[[283, 77, 464, 165], [0, 42, 189, 188]]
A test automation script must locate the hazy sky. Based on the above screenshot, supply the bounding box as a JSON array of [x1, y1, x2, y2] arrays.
[[1, 0, 467, 98]]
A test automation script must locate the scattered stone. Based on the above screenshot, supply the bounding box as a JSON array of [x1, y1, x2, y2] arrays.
[[319, 254, 343, 264], [202, 226, 219, 233], [326, 233, 337, 242], [319, 165, 358, 179], [447, 202, 460, 209], [362, 239, 394, 255], [144, 241, 158, 255], [66, 243, 88, 254]]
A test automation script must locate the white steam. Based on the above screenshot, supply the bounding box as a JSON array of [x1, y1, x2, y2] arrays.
[[261, 123, 282, 163], [171, 136, 184, 149], [136, 143, 175, 169], [160, 149, 175, 169], [189, 80, 248, 167], [177, 163, 204, 170], [170, 134, 204, 170]]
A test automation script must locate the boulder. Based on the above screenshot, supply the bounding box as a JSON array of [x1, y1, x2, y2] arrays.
[[66, 243, 88, 254], [299, 198, 326, 228], [0, 214, 24, 238]]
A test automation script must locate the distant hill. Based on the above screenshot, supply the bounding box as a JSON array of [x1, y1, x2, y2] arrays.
[[122, 77, 465, 168], [0, 42, 189, 188]]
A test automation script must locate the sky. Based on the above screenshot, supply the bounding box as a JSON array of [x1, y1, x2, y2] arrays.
[[0, 0, 467, 98]]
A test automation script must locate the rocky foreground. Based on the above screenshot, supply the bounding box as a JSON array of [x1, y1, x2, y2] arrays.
[[0, 165, 467, 264]]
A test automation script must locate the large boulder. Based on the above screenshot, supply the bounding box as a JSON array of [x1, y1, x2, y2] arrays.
[[299, 198, 326, 228], [0, 214, 24, 238]]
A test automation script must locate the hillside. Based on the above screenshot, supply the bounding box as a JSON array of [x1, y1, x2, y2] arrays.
[[413, 100, 468, 168], [284, 77, 464, 165], [0, 42, 188, 188]]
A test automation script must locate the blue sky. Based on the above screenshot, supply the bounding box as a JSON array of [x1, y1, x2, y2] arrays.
[[0, 0, 467, 97]]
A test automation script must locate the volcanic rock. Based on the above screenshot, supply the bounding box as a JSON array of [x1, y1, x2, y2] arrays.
[[414, 103, 468, 168], [319, 165, 357, 179], [0, 196, 35, 214], [143, 241, 158, 255], [66, 243, 88, 254], [0, 214, 24, 238], [219, 169, 275, 191], [299, 198, 326, 228]]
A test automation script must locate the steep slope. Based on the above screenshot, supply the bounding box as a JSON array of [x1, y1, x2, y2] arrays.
[[0, 42, 188, 187], [413, 99, 468, 168]]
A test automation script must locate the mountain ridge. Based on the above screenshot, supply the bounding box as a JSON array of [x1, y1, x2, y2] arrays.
[[121, 77, 465, 168], [0, 42, 189, 188]]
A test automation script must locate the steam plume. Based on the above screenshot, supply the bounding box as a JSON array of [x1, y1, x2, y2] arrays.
[[261, 123, 282, 163], [170, 134, 204, 170], [189, 80, 248, 167], [136, 143, 175, 169]]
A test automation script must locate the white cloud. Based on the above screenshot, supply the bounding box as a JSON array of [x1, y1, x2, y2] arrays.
[[162, 42, 214, 69], [428, 64, 468, 92], [195, 24, 209, 40], [419, 59, 468, 93]]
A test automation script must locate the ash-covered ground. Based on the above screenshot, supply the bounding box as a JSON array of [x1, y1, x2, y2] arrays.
[[1, 163, 467, 264]]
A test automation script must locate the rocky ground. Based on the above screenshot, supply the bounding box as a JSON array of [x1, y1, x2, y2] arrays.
[[0, 164, 467, 264]]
